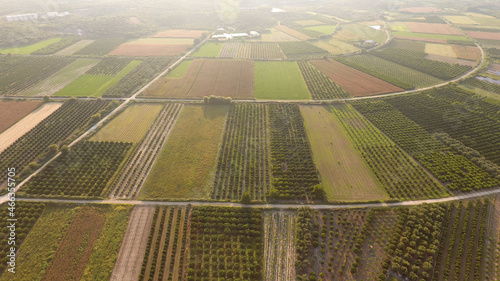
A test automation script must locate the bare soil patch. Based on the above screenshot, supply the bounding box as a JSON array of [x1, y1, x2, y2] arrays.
[[0, 100, 41, 133]]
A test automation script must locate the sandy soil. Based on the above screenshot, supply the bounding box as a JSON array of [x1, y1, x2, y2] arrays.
[[0, 102, 62, 153]]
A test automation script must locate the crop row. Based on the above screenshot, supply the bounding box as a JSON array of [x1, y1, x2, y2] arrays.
[[220, 42, 285, 60], [277, 41, 328, 59], [353, 99, 500, 191], [22, 141, 132, 197], [103, 58, 173, 97], [109, 103, 183, 199], [464, 77, 500, 94], [85, 57, 133, 76], [447, 39, 476, 46], [268, 104, 320, 201], [73, 37, 126, 56], [0, 56, 74, 95], [372, 48, 471, 80], [213, 104, 271, 201], [187, 206, 262, 281], [297, 61, 350, 99], [31, 37, 80, 55], [0, 99, 114, 184], [486, 48, 500, 60], [330, 104, 448, 200]]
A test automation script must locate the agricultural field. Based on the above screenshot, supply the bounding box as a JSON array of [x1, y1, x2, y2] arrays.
[[0, 99, 115, 183], [138, 206, 189, 281], [54, 60, 141, 97], [405, 22, 462, 35], [213, 104, 270, 201], [296, 19, 325, 26], [0, 102, 62, 153], [20, 59, 100, 96], [304, 25, 337, 34], [389, 22, 411, 32], [153, 29, 205, 38], [143, 59, 254, 99], [109, 103, 183, 199], [0, 100, 41, 133], [425, 43, 457, 57], [255, 61, 310, 100], [297, 61, 350, 99], [30, 37, 80, 55], [275, 25, 311, 40], [73, 38, 126, 56], [277, 41, 328, 59], [263, 211, 296, 281], [444, 15, 480, 25], [334, 23, 387, 44], [191, 42, 223, 57], [392, 31, 469, 43], [187, 206, 262, 281], [311, 37, 360, 55], [54, 40, 95, 56], [425, 54, 477, 67], [21, 141, 132, 197], [387, 39, 426, 52], [451, 45, 481, 60], [0, 56, 75, 95], [466, 31, 500, 40], [139, 105, 227, 199], [90, 103, 163, 143], [310, 59, 403, 96], [0, 37, 61, 55], [300, 105, 388, 201], [110, 38, 192, 56], [219, 42, 285, 60], [260, 28, 301, 42], [268, 104, 320, 201]]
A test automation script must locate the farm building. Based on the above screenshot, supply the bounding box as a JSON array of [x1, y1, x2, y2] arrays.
[[250, 31, 260, 37], [212, 33, 249, 40], [5, 13, 38, 22]]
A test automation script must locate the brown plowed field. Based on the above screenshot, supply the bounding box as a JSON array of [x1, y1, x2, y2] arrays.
[[142, 59, 254, 98], [109, 44, 190, 56], [0, 101, 41, 133], [310, 59, 402, 96], [393, 36, 447, 43], [153, 30, 205, 38], [110, 206, 155, 281], [451, 45, 481, 60], [42, 207, 106, 281], [405, 22, 462, 35], [466, 31, 500, 40]]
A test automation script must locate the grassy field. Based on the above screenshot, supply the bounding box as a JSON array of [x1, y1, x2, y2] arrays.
[[392, 31, 469, 41], [300, 105, 388, 201], [90, 103, 163, 143], [81, 205, 132, 281], [305, 25, 337, 34], [0, 37, 61, 55], [21, 59, 100, 96], [192, 42, 223, 57], [167, 60, 192, 77], [139, 105, 228, 199], [312, 37, 359, 54], [389, 22, 410, 32], [54, 60, 141, 97], [254, 61, 311, 100], [0, 204, 75, 280]]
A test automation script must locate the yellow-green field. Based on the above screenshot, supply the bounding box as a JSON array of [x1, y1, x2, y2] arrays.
[[388, 22, 410, 32], [300, 105, 388, 201], [444, 16, 479, 25], [0, 37, 61, 55], [90, 103, 163, 143], [425, 43, 457, 58], [295, 19, 325, 26], [312, 38, 360, 54], [139, 105, 228, 199]]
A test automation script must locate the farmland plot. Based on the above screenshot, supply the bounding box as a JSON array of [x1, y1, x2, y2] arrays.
[[191, 42, 223, 57], [300, 105, 387, 201], [255, 61, 311, 100], [311, 37, 359, 55], [142, 59, 254, 99], [54, 40, 95, 56], [138, 206, 189, 281], [263, 211, 296, 281], [110, 38, 191, 56], [220, 42, 285, 59], [73, 38, 126, 56], [275, 25, 311, 40], [278, 41, 328, 59], [405, 22, 462, 35], [0, 100, 41, 133], [90, 103, 164, 143], [335, 23, 386, 44], [298, 61, 349, 99], [212, 104, 271, 201], [109, 103, 183, 199], [139, 105, 227, 199], [466, 31, 500, 40], [260, 28, 300, 42], [425, 54, 477, 67], [31, 37, 80, 55], [425, 43, 457, 57], [110, 206, 156, 281], [20, 59, 99, 96], [452, 45, 481, 60], [310, 59, 402, 96], [0, 37, 61, 55], [153, 30, 205, 38], [0, 102, 62, 153]]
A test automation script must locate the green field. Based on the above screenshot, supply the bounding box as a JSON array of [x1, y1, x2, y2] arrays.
[[0, 37, 61, 55], [54, 60, 141, 97], [192, 42, 223, 57], [305, 25, 337, 34], [312, 37, 360, 54], [300, 105, 387, 201], [90, 103, 163, 143], [22, 59, 100, 96], [254, 61, 311, 100], [139, 105, 228, 199], [0, 204, 75, 280], [393, 31, 470, 41], [167, 60, 193, 77], [389, 22, 410, 32], [342, 23, 387, 43]]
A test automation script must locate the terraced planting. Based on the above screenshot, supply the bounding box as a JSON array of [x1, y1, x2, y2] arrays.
[[187, 206, 262, 281], [255, 61, 311, 100], [268, 104, 320, 201], [109, 103, 183, 199], [213, 104, 270, 201], [0, 56, 75, 95], [0, 99, 114, 183], [22, 141, 132, 197], [330, 104, 448, 200], [297, 61, 350, 99], [139, 206, 189, 281], [139, 105, 227, 199]]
